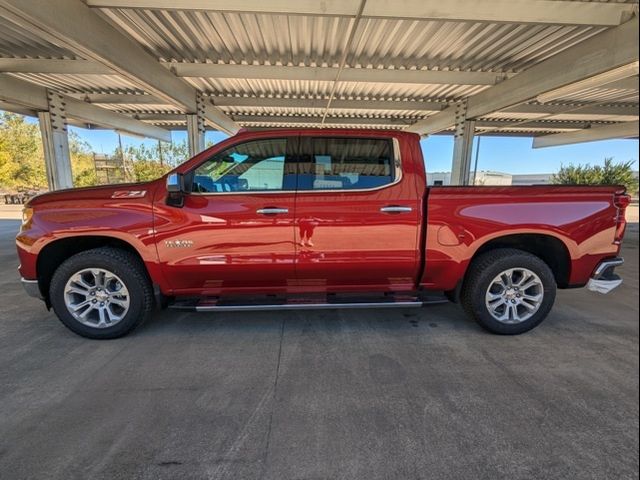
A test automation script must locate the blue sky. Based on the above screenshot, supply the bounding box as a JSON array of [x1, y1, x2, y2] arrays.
[[10, 114, 639, 175], [420, 135, 639, 174], [72, 125, 639, 175]]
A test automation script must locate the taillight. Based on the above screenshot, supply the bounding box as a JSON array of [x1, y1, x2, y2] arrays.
[[613, 193, 630, 245]]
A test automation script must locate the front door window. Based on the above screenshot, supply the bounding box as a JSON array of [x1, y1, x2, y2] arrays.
[[192, 138, 294, 193]]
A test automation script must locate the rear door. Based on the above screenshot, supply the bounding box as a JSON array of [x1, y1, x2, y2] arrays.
[[294, 134, 421, 292], [154, 136, 298, 295]]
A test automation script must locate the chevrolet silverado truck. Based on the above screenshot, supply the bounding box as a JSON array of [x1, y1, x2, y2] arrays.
[[16, 129, 630, 339]]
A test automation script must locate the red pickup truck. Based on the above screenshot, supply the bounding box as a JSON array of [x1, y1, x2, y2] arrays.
[[16, 129, 630, 339]]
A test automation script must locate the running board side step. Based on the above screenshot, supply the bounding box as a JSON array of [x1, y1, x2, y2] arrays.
[[190, 301, 425, 312], [169, 292, 449, 312]]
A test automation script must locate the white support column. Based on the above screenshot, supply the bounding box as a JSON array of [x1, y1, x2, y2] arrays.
[[450, 101, 476, 186], [38, 91, 73, 190], [186, 92, 206, 157]]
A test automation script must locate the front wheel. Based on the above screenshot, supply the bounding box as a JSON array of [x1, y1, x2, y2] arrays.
[[461, 248, 557, 335], [49, 247, 153, 339]]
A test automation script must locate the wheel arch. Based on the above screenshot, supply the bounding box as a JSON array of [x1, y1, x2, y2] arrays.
[[36, 235, 158, 305], [470, 233, 572, 288]]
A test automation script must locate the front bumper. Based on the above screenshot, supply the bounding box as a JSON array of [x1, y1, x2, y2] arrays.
[[586, 257, 624, 294], [21, 278, 43, 300]]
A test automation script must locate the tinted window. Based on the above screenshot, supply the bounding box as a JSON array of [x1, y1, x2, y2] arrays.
[[298, 137, 395, 190], [192, 138, 294, 192]]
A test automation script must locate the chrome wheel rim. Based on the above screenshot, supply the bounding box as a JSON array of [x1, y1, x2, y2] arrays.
[[64, 268, 130, 328], [485, 268, 544, 324]]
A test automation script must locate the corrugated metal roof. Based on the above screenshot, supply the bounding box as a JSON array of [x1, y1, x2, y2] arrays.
[[181, 77, 488, 101], [7, 73, 142, 94], [553, 85, 640, 103], [0, 16, 78, 59], [97, 8, 609, 73], [0, 1, 637, 136]]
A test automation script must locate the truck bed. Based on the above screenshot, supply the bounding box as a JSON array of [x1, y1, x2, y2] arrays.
[[422, 185, 626, 291]]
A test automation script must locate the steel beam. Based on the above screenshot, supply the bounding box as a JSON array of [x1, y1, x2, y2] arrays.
[[407, 17, 639, 135], [451, 120, 476, 185], [0, 100, 37, 117], [186, 93, 206, 157], [502, 102, 640, 120], [0, 58, 112, 74], [207, 96, 638, 119], [0, 57, 507, 86], [0, 74, 171, 141], [209, 96, 447, 112], [0, 0, 240, 134], [166, 63, 508, 86], [450, 102, 476, 186], [532, 120, 639, 148], [137, 112, 611, 131], [67, 96, 172, 142], [140, 113, 413, 126], [0, 57, 511, 86], [38, 91, 73, 190], [63, 94, 638, 121], [85, 0, 636, 26], [602, 77, 639, 91], [69, 93, 167, 105]]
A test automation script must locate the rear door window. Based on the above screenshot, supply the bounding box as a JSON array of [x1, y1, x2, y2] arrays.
[[298, 137, 395, 190]]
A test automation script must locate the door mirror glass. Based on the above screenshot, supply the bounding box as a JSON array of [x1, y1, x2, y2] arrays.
[[166, 173, 184, 193], [166, 173, 185, 207]]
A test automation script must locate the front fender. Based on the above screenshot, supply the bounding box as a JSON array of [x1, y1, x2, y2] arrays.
[[16, 198, 167, 290]]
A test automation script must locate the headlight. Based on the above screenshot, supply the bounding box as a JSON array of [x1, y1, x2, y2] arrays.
[[21, 206, 33, 230]]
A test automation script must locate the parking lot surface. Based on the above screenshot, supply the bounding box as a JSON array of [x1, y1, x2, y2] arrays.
[[0, 218, 638, 480]]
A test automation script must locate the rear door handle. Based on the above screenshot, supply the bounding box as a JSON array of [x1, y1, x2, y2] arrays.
[[380, 205, 413, 214], [257, 207, 289, 215]]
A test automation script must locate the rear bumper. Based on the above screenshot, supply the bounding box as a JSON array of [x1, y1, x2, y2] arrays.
[[586, 257, 624, 294], [21, 278, 43, 300]]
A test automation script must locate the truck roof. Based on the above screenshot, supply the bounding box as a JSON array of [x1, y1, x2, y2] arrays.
[[234, 128, 420, 138]]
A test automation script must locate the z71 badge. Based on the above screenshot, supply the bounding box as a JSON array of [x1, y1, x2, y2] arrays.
[[165, 240, 194, 248]]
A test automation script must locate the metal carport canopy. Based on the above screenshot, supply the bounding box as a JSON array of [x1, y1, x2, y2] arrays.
[[0, 0, 638, 187]]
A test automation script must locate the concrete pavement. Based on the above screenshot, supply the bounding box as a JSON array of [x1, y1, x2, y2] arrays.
[[0, 219, 638, 480]]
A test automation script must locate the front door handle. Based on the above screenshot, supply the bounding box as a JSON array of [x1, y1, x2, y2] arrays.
[[257, 207, 289, 215], [380, 205, 413, 214]]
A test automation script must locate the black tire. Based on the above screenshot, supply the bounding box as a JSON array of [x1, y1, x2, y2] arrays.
[[461, 248, 556, 335], [49, 247, 153, 339]]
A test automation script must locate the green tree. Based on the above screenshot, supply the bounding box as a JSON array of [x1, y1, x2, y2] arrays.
[[0, 113, 102, 190], [129, 159, 171, 182], [114, 139, 189, 182], [552, 158, 638, 195], [1, 114, 205, 189], [0, 112, 47, 190], [119, 140, 189, 168], [69, 131, 98, 187]]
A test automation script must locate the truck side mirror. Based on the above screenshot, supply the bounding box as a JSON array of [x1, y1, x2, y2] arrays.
[[166, 173, 185, 207], [166, 173, 184, 193]]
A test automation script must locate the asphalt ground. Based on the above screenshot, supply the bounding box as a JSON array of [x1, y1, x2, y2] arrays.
[[0, 217, 638, 480]]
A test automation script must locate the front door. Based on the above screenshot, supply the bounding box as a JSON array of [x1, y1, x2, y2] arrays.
[[294, 135, 421, 292], [154, 136, 298, 295]]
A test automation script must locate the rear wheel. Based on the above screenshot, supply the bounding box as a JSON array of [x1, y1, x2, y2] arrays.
[[50, 247, 153, 339], [461, 248, 556, 335]]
